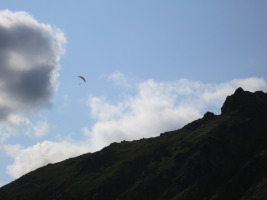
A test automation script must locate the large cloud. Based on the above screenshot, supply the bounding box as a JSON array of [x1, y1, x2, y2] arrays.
[[2, 76, 267, 179], [0, 10, 66, 137], [84, 76, 267, 151]]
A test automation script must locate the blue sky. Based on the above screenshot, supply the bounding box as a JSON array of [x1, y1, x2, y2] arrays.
[[0, 0, 267, 186]]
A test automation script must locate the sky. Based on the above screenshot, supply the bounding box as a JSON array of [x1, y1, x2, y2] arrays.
[[0, 0, 267, 186]]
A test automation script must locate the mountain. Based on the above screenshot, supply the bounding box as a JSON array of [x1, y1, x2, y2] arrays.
[[1, 87, 267, 200]]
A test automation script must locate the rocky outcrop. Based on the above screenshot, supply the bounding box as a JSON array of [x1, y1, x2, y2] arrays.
[[221, 87, 267, 116]]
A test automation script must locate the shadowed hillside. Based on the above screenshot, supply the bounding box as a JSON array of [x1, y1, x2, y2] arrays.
[[1, 87, 267, 200]]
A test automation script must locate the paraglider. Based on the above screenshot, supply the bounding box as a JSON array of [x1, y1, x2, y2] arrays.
[[78, 76, 86, 82], [78, 76, 86, 85]]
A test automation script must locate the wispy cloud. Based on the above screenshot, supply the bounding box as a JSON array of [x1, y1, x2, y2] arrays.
[[0, 10, 66, 138], [107, 71, 132, 88], [25, 120, 49, 138]]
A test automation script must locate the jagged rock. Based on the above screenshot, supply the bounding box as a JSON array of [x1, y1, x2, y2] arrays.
[[221, 87, 267, 116]]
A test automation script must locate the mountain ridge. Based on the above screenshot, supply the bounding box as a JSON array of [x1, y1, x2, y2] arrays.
[[0, 87, 267, 200]]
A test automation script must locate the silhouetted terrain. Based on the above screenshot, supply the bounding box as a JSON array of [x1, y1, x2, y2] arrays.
[[1, 87, 267, 200]]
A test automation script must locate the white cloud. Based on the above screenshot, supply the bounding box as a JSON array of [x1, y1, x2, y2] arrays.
[[3, 141, 89, 178], [84, 76, 267, 151], [0, 10, 66, 138]]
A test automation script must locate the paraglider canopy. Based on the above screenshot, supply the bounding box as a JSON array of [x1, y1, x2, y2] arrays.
[[78, 76, 86, 85], [78, 76, 86, 82]]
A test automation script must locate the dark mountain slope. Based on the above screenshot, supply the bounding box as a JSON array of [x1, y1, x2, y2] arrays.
[[1, 87, 267, 200]]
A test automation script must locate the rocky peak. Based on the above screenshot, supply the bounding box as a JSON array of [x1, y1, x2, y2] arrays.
[[221, 87, 267, 115]]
